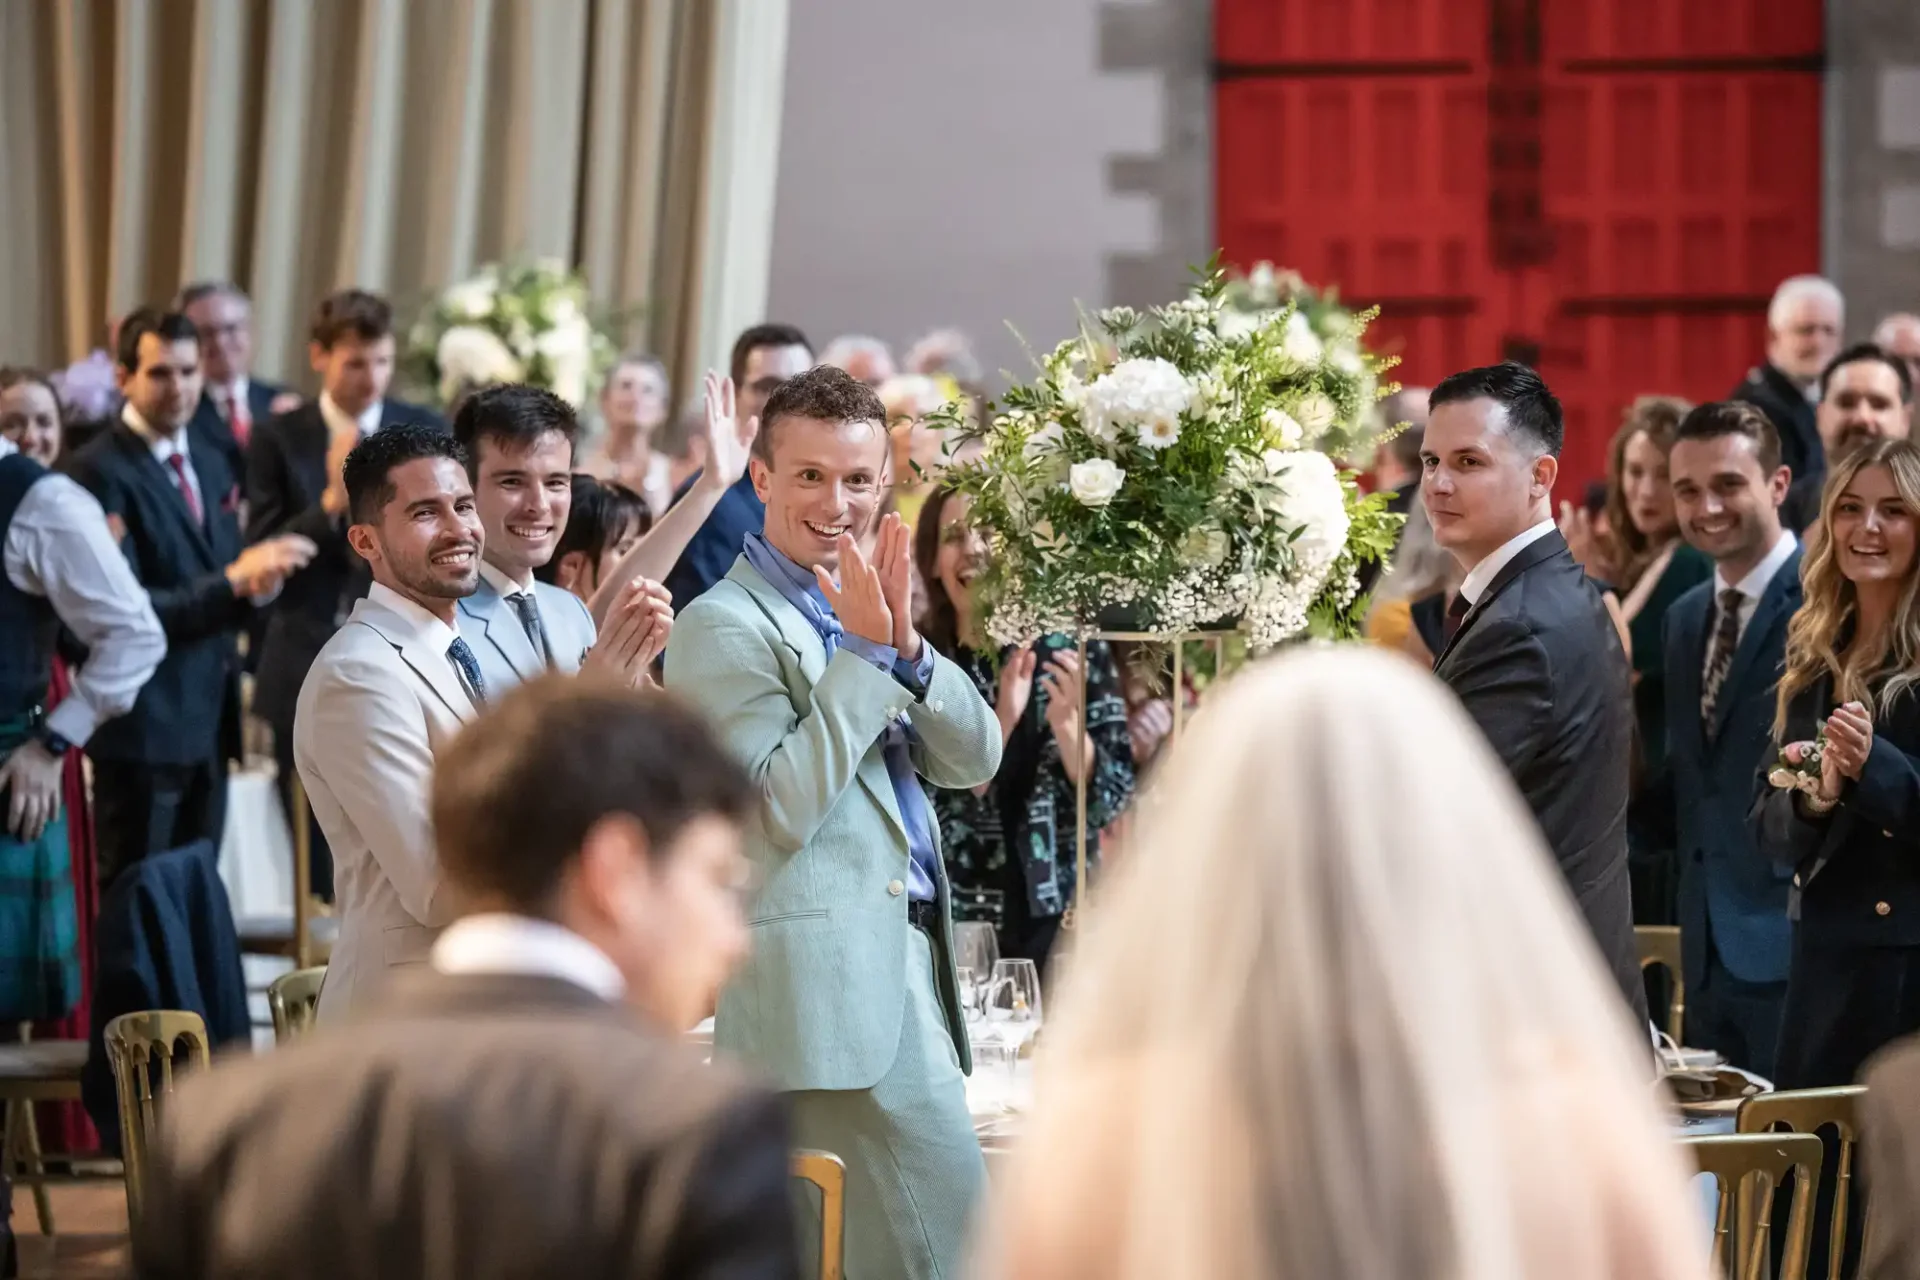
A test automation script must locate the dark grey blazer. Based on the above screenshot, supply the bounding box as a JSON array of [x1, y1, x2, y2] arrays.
[[138, 970, 800, 1280], [1434, 528, 1648, 1023]]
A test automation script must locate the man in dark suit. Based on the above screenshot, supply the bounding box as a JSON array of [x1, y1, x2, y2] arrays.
[[1642, 401, 1800, 1076], [1732, 274, 1843, 508], [139, 675, 800, 1280], [66, 309, 316, 890], [1424, 362, 1646, 1020], [661, 323, 812, 607], [246, 289, 442, 897], [1781, 342, 1914, 532], [177, 281, 297, 476]]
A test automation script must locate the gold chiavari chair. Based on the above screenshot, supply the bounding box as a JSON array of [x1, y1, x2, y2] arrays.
[[791, 1149, 847, 1280], [1635, 924, 1684, 1043], [0, 1026, 91, 1235], [1737, 1086, 1867, 1280], [1686, 1131, 1822, 1280], [267, 966, 327, 1044], [103, 1010, 210, 1229]]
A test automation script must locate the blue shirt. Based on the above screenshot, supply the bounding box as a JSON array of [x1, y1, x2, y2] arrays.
[[741, 533, 940, 902]]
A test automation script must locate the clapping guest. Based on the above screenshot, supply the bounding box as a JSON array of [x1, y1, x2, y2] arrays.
[[982, 650, 1709, 1280], [534, 475, 650, 605], [141, 677, 800, 1280], [581, 351, 675, 517], [915, 486, 1135, 968], [1782, 343, 1915, 532], [1757, 437, 1920, 1090]]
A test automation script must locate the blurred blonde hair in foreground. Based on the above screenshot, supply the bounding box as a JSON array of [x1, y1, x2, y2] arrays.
[[981, 647, 1709, 1280]]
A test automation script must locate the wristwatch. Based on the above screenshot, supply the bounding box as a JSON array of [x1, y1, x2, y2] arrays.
[[34, 726, 72, 757]]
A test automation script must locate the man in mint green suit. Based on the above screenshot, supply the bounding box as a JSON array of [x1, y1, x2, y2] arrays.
[[665, 366, 1001, 1279]]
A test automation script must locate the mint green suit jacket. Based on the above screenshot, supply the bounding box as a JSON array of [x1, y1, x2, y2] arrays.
[[664, 556, 1002, 1092]]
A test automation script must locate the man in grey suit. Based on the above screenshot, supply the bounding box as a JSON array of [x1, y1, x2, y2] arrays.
[[450, 383, 671, 692], [140, 675, 800, 1279], [666, 365, 1002, 1279]]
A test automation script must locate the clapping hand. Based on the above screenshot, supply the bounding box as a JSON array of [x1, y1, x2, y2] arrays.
[[1040, 648, 1096, 782], [995, 643, 1038, 743], [226, 534, 317, 597], [869, 512, 920, 660], [695, 371, 759, 496], [1824, 701, 1874, 792], [1557, 500, 1597, 570], [583, 577, 674, 688], [815, 535, 893, 649], [1127, 697, 1173, 764]]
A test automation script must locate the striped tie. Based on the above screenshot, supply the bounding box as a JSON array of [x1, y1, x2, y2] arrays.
[[1699, 588, 1744, 729]]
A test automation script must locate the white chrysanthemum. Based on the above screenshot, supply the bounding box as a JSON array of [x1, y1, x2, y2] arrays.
[[1137, 416, 1181, 450], [1262, 406, 1304, 450], [1069, 458, 1126, 507], [1083, 357, 1193, 447], [1283, 310, 1323, 365], [1295, 391, 1338, 437], [443, 276, 497, 322], [1269, 450, 1351, 572], [437, 325, 523, 402]]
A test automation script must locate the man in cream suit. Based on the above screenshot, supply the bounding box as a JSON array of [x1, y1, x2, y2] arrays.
[[667, 365, 1002, 1279], [451, 383, 670, 691], [295, 422, 487, 1019]]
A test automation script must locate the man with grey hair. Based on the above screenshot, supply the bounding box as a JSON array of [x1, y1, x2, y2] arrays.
[[1731, 274, 1843, 497], [1874, 312, 1920, 392], [177, 280, 297, 474], [821, 334, 896, 387]]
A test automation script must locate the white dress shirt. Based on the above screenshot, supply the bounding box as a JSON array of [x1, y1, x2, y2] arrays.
[[478, 558, 535, 600], [0, 437, 166, 746], [212, 376, 251, 419], [364, 581, 477, 694], [1459, 518, 1557, 605], [431, 912, 626, 1002], [319, 391, 383, 441], [1702, 531, 1799, 681], [122, 403, 203, 517]]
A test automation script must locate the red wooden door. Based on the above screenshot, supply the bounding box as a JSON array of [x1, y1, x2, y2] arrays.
[[1214, 0, 1824, 492]]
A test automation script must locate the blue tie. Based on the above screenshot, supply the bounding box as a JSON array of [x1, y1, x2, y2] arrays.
[[447, 636, 487, 703]]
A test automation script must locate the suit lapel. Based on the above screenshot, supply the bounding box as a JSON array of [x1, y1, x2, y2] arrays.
[[463, 577, 545, 682], [351, 600, 478, 724], [726, 559, 910, 843], [187, 426, 232, 556], [1709, 548, 1803, 742], [1668, 589, 1711, 760], [1433, 528, 1567, 669], [116, 425, 216, 567]]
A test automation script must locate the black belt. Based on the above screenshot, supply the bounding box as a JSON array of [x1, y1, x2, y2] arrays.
[[907, 898, 943, 933]]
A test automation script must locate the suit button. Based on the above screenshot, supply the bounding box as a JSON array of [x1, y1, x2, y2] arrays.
[[1793, 874, 1803, 888], [1877, 901, 1893, 917], [1885, 829, 1895, 839], [887, 879, 905, 897], [930, 699, 945, 713]]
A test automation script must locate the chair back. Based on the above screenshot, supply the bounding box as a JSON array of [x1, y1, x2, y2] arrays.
[[791, 1149, 847, 1280], [1737, 1085, 1865, 1279], [267, 966, 327, 1043], [1685, 1131, 1822, 1280], [1635, 924, 1684, 1042], [103, 1010, 211, 1228]]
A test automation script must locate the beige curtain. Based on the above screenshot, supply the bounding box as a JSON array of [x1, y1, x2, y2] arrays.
[[0, 0, 788, 403]]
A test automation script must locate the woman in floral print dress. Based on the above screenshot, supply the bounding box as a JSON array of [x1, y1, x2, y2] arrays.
[[914, 486, 1136, 968]]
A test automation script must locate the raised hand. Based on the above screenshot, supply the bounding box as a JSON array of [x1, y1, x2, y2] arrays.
[[1825, 701, 1874, 787], [870, 512, 920, 660], [696, 371, 759, 495], [321, 425, 361, 517], [1127, 696, 1173, 764], [814, 534, 892, 648], [226, 534, 318, 596], [995, 643, 1038, 743], [583, 577, 671, 688], [1040, 647, 1095, 782]]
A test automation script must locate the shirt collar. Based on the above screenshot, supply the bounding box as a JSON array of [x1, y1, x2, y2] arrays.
[[365, 580, 461, 654], [319, 390, 383, 438], [478, 558, 536, 598], [1459, 519, 1556, 605], [215, 376, 251, 406], [121, 403, 187, 462], [743, 532, 832, 613], [1715, 529, 1798, 601], [431, 913, 626, 1003]]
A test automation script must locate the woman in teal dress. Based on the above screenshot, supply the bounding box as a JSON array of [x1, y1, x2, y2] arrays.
[[1602, 396, 1712, 926], [913, 486, 1135, 970]]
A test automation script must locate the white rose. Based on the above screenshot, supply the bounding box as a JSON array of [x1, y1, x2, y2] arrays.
[[443, 276, 497, 322], [1083, 357, 1194, 447], [1295, 391, 1338, 437], [1069, 458, 1126, 508], [1262, 406, 1304, 449], [1269, 450, 1351, 572], [1283, 310, 1323, 365], [436, 325, 523, 402]]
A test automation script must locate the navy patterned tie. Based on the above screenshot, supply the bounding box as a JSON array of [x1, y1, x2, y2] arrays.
[[507, 591, 555, 668], [447, 636, 487, 703]]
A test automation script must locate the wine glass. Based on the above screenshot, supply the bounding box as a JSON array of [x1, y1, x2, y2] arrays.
[[955, 966, 981, 1023], [953, 922, 1000, 1012], [984, 958, 1043, 1053]]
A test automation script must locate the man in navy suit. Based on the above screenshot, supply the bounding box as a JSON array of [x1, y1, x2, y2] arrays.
[[660, 323, 812, 607], [177, 281, 297, 475], [66, 309, 316, 889], [1648, 400, 1800, 1076], [245, 289, 442, 899]]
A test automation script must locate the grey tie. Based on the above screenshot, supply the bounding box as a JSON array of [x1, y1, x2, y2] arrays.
[[507, 591, 554, 668], [447, 636, 487, 703], [1700, 588, 1744, 729]]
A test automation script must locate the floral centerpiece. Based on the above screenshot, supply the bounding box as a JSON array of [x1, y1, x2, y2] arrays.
[[931, 267, 1403, 650], [403, 259, 619, 409], [1217, 261, 1384, 459]]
